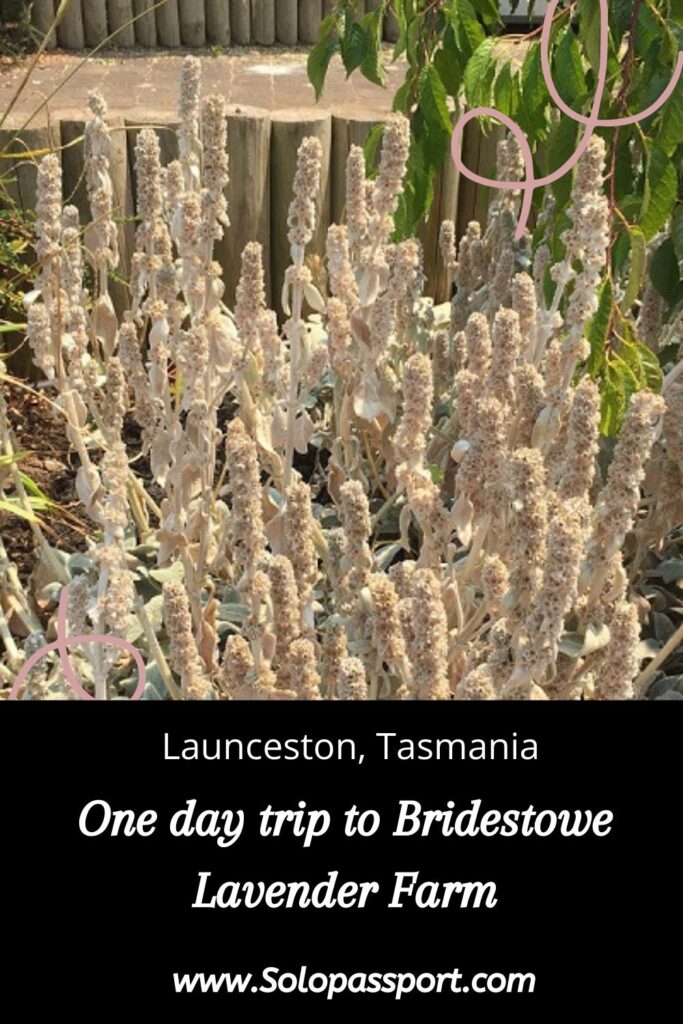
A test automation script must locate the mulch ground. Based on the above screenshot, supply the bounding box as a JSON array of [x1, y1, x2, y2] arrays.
[[2, 375, 87, 579]]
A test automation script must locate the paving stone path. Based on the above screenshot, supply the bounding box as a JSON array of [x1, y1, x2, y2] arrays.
[[0, 49, 404, 120]]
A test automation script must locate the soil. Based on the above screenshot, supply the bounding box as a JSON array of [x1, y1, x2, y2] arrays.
[[1, 376, 87, 579]]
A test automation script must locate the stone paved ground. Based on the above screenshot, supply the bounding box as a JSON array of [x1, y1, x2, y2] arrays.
[[0, 48, 404, 121]]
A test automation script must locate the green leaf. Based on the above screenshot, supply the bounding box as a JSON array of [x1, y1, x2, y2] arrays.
[[434, 24, 464, 99], [650, 237, 683, 304], [360, 9, 385, 87], [307, 17, 338, 100], [578, 0, 617, 78], [472, 0, 503, 26], [404, 14, 422, 67], [341, 19, 367, 77], [641, 144, 677, 240], [618, 332, 664, 393], [546, 115, 579, 207], [620, 227, 647, 314], [392, 79, 413, 114], [493, 62, 516, 117], [451, 0, 486, 58], [671, 205, 683, 263], [614, 131, 636, 204], [657, 81, 683, 152], [363, 122, 385, 173], [587, 277, 613, 377], [419, 63, 453, 136], [600, 360, 627, 437], [464, 37, 496, 108], [519, 41, 549, 135], [554, 26, 587, 110], [610, 0, 633, 38], [633, 4, 662, 53]]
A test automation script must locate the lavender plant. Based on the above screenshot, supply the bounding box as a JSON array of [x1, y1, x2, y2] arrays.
[[2, 57, 682, 702]]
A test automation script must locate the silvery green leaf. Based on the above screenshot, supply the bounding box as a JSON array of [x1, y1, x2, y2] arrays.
[[149, 562, 185, 584], [128, 595, 163, 644], [41, 582, 64, 602], [559, 624, 611, 659], [141, 682, 163, 701], [128, 544, 159, 560], [304, 283, 326, 313], [558, 632, 584, 658], [581, 623, 611, 656], [635, 638, 661, 661], [653, 612, 675, 643], [145, 661, 169, 699], [67, 553, 92, 572], [127, 619, 143, 644], [647, 675, 683, 699], [651, 559, 683, 583], [432, 300, 451, 326], [143, 595, 164, 633], [217, 602, 249, 624], [374, 542, 403, 572]]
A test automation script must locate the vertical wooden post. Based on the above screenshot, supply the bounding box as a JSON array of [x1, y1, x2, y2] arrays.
[[437, 150, 461, 300], [330, 113, 380, 225], [251, 0, 275, 45], [276, 0, 297, 45], [60, 117, 90, 220], [82, 0, 108, 48], [206, 0, 230, 45], [455, 123, 502, 237], [229, 0, 250, 43], [127, 112, 181, 188], [56, 0, 85, 49], [297, 1, 321, 44], [133, 1, 158, 47], [270, 110, 332, 315], [218, 106, 272, 308], [31, 0, 56, 49], [1, 117, 58, 218], [156, 0, 181, 46], [0, 115, 57, 376], [61, 114, 135, 315], [0, 129, 21, 208], [455, 120, 479, 231], [108, 1, 136, 47], [384, 8, 400, 42], [419, 156, 460, 302], [472, 126, 501, 229], [178, 0, 206, 45]]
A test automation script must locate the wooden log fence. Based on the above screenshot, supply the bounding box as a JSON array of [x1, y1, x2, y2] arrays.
[[31, 0, 408, 50], [0, 107, 494, 314]]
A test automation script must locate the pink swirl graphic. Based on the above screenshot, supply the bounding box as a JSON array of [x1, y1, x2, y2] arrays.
[[451, 0, 683, 240], [9, 585, 146, 701]]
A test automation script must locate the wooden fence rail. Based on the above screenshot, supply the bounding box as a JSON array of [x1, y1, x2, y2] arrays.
[[1, 106, 493, 326], [32, 1, 403, 50], [5, 107, 485, 315]]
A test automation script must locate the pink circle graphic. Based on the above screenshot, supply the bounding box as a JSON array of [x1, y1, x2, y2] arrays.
[[451, 0, 683, 240], [9, 585, 147, 701]]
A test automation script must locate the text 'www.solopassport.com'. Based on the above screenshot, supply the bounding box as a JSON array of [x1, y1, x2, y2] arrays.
[[173, 966, 536, 1000]]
